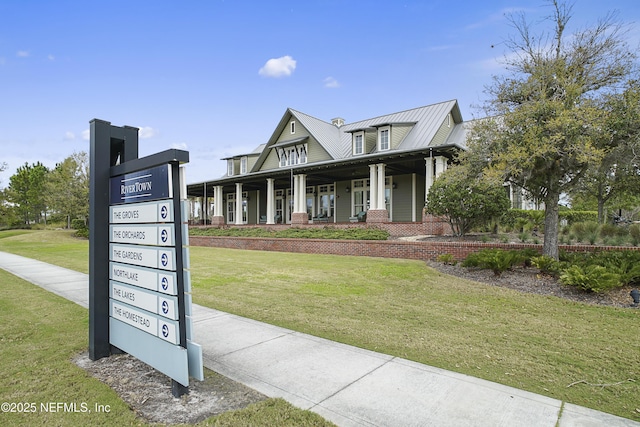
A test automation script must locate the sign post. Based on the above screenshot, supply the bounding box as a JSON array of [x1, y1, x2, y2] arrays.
[[89, 120, 202, 397]]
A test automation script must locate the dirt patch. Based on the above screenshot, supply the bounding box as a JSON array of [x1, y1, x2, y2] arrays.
[[74, 351, 267, 425]]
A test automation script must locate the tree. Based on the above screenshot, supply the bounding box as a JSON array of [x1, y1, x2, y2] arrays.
[[425, 162, 511, 237], [46, 152, 90, 227], [6, 162, 50, 225], [482, 0, 637, 259], [570, 83, 640, 222]]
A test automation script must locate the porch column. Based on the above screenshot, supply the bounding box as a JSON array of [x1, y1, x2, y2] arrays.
[[235, 183, 243, 225], [210, 185, 225, 226], [435, 156, 447, 179], [292, 174, 308, 225], [266, 178, 275, 224], [367, 163, 388, 223], [369, 164, 378, 210], [377, 163, 386, 211], [425, 156, 434, 198]]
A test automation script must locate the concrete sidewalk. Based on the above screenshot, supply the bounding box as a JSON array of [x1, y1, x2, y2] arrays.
[[1, 251, 638, 427]]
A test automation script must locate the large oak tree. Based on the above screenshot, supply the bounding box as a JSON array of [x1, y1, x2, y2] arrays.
[[482, 0, 637, 259]]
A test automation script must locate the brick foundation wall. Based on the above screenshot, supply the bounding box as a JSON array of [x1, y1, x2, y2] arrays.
[[189, 235, 640, 261]]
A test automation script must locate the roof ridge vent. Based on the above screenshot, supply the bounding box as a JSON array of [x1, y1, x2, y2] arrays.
[[331, 117, 345, 128]]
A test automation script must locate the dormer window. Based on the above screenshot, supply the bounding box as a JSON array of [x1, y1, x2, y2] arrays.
[[290, 121, 296, 134], [378, 126, 390, 151], [227, 159, 234, 176], [279, 149, 287, 167], [353, 132, 364, 155], [277, 143, 307, 168], [240, 156, 248, 174]]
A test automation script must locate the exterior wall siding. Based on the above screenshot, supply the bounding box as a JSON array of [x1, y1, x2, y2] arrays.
[[430, 114, 453, 146], [391, 124, 412, 149], [390, 175, 413, 222]]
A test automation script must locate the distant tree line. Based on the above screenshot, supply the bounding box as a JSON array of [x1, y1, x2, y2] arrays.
[[0, 152, 89, 228]]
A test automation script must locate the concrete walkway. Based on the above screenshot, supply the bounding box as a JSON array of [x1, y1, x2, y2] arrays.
[[1, 251, 638, 427]]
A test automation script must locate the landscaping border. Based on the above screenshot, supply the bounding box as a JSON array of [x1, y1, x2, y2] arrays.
[[188, 235, 640, 261]]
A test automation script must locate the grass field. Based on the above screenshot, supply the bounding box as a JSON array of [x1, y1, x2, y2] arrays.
[[1, 229, 639, 422]]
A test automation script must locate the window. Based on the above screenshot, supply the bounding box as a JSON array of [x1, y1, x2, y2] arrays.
[[353, 132, 364, 155], [290, 121, 296, 134], [227, 159, 234, 176], [318, 185, 334, 217], [299, 145, 307, 164], [278, 144, 307, 167], [378, 127, 390, 151], [240, 156, 247, 174], [352, 179, 370, 215], [446, 114, 451, 127]]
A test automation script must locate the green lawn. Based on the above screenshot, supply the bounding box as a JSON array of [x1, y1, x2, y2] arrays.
[[0, 231, 334, 426], [1, 229, 639, 422]]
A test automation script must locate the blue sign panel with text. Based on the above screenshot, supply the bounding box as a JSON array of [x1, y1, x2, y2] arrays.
[[110, 165, 171, 205]]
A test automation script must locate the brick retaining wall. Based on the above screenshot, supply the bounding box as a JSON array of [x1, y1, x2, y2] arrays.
[[189, 235, 640, 261]]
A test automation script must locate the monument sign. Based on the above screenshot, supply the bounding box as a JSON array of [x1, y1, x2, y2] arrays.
[[89, 119, 203, 397]]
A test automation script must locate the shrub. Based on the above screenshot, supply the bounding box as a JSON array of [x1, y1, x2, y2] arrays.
[[583, 221, 600, 245], [630, 224, 640, 246], [531, 255, 561, 276], [599, 223, 618, 239], [462, 249, 524, 276], [436, 254, 457, 265], [71, 218, 86, 230], [559, 265, 621, 293]]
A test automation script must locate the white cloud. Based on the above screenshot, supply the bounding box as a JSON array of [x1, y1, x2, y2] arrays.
[[323, 77, 340, 88], [259, 55, 297, 78], [17, 51, 30, 57], [82, 129, 90, 141], [64, 131, 76, 141], [139, 126, 158, 139]]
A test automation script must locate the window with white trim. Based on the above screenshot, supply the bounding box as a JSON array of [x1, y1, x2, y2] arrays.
[[352, 179, 370, 215], [290, 121, 296, 134], [240, 156, 248, 174], [227, 159, 234, 176], [378, 127, 390, 151], [353, 132, 364, 155], [278, 144, 308, 167], [299, 145, 307, 163]]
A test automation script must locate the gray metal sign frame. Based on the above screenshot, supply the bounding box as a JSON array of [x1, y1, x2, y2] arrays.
[[89, 119, 194, 396]]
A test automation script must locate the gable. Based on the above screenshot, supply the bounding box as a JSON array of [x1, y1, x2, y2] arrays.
[[253, 111, 333, 172]]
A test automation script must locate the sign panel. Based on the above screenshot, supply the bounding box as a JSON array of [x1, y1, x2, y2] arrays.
[[110, 200, 173, 224], [110, 165, 171, 205], [110, 281, 178, 320], [109, 244, 176, 270], [110, 262, 177, 295], [110, 224, 175, 246], [110, 300, 180, 345]]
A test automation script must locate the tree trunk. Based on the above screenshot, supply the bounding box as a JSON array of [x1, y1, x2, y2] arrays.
[[543, 192, 560, 260]]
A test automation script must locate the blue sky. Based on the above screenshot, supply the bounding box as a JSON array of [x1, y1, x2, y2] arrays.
[[2, 0, 639, 186]]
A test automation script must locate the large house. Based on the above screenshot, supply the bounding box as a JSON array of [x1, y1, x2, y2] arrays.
[[187, 100, 476, 229]]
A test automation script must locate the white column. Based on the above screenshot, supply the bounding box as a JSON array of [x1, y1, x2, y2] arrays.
[[435, 156, 447, 179], [377, 163, 386, 211], [412, 173, 417, 222], [266, 178, 275, 224], [302, 174, 307, 214], [369, 164, 378, 210], [425, 157, 434, 198], [293, 175, 299, 212], [215, 186, 223, 217], [235, 183, 243, 225]]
